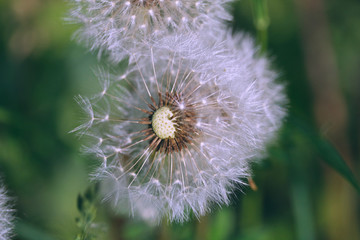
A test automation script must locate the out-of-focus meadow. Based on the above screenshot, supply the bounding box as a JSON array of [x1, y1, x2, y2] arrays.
[[0, 0, 359, 239]]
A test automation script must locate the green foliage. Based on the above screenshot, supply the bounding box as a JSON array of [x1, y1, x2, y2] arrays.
[[75, 184, 101, 240]]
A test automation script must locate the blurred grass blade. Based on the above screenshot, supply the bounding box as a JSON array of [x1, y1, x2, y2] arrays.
[[289, 115, 360, 193], [291, 180, 316, 240]]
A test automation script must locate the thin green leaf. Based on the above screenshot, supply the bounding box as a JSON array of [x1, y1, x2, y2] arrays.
[[313, 137, 360, 193], [289, 115, 360, 193]]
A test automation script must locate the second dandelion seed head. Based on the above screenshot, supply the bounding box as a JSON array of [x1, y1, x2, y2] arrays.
[[68, 0, 232, 61]]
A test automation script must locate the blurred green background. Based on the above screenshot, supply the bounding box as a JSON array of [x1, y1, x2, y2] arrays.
[[0, 0, 359, 239]]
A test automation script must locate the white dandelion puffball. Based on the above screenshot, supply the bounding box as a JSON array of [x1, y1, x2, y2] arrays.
[[68, 0, 231, 58], [0, 186, 14, 240], [73, 33, 286, 222]]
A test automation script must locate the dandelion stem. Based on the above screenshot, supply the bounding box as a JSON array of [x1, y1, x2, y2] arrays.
[[251, 0, 270, 53], [159, 219, 171, 240], [195, 215, 209, 240]]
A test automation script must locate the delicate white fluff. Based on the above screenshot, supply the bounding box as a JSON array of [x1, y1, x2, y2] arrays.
[[149, 31, 287, 149], [73, 32, 286, 223], [214, 32, 287, 150], [0, 186, 13, 240], [68, 0, 231, 60]]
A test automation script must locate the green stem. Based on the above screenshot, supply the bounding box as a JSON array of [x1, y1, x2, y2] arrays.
[[251, 0, 270, 53]]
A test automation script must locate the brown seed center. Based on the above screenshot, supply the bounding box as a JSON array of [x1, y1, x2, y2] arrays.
[[146, 92, 197, 154]]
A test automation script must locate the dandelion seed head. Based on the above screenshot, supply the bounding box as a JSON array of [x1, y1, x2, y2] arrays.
[[68, 0, 232, 59], [0, 185, 14, 240], [73, 32, 286, 223]]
